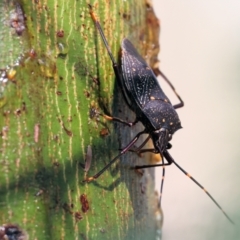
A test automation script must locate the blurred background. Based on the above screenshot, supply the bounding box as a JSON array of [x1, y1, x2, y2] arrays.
[[152, 1, 240, 240]]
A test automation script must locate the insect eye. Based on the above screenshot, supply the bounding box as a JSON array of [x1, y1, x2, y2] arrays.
[[167, 143, 172, 149]]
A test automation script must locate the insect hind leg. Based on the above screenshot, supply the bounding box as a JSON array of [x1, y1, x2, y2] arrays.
[[91, 107, 138, 127], [100, 113, 138, 127], [156, 70, 184, 109], [88, 4, 133, 109]]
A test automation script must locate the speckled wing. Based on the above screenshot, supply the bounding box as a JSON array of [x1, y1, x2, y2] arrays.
[[121, 38, 171, 109]]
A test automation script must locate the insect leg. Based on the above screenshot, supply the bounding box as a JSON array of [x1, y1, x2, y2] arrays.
[[158, 70, 184, 109], [128, 138, 171, 155], [100, 112, 138, 127], [129, 145, 170, 208], [83, 130, 146, 183], [133, 135, 151, 150], [91, 108, 137, 127], [133, 158, 172, 169], [164, 150, 234, 224], [126, 135, 151, 153], [88, 4, 133, 109], [130, 148, 157, 154], [132, 151, 170, 208]]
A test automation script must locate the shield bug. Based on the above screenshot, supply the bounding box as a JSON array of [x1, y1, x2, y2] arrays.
[[84, 4, 233, 224]]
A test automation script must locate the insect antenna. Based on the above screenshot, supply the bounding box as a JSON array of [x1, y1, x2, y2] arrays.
[[134, 149, 234, 223], [163, 150, 234, 224]]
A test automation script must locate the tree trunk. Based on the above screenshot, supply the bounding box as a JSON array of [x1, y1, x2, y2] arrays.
[[0, 0, 162, 239]]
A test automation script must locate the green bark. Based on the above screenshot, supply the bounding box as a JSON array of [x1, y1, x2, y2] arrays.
[[0, 0, 162, 239]]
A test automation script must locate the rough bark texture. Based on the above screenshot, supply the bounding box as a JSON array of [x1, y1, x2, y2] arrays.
[[0, 0, 162, 239]]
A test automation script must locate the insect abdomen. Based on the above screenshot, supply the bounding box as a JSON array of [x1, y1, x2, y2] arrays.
[[143, 100, 182, 134]]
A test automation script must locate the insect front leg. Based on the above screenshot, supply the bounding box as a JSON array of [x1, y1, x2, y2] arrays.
[[130, 149, 172, 209], [127, 136, 172, 156], [88, 4, 133, 110], [83, 130, 146, 183], [132, 156, 172, 169]]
